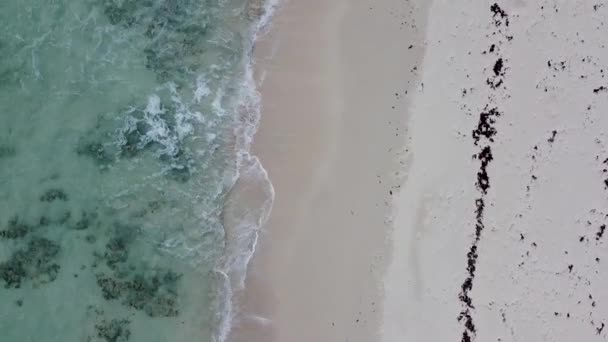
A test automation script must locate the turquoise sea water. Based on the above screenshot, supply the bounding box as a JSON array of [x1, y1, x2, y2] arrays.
[[0, 0, 270, 341]]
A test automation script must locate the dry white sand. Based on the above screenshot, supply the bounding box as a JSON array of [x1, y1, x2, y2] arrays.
[[383, 1, 608, 341]]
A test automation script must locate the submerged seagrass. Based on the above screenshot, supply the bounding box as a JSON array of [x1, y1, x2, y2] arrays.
[[0, 0, 256, 340]]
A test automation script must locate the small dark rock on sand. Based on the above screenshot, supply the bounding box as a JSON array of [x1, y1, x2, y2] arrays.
[[548, 130, 558, 143], [493, 58, 504, 76]]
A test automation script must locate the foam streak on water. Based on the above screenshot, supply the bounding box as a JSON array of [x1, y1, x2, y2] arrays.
[[0, 0, 275, 341]]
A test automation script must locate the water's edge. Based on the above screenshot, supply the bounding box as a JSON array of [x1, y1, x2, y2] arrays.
[[215, 1, 279, 340]]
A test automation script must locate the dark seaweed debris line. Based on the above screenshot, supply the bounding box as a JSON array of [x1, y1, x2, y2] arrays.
[[457, 4, 508, 342], [472, 107, 501, 146]]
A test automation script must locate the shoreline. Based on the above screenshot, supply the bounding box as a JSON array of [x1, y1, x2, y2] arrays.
[[228, 0, 429, 341]]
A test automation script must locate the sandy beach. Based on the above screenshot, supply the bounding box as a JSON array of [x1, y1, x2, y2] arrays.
[[383, 1, 608, 341], [231, 0, 608, 341], [229, 0, 428, 341]]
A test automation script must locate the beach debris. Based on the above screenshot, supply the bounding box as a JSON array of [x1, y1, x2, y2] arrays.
[[547, 60, 567, 71], [547, 130, 558, 143], [493, 58, 504, 76], [458, 4, 511, 342], [472, 107, 501, 145], [490, 3, 507, 19], [490, 3, 509, 27], [475, 146, 493, 193], [597, 224, 606, 240]]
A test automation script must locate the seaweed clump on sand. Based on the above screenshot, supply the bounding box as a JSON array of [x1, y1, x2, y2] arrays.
[[597, 224, 606, 241], [95, 318, 131, 342], [96, 271, 181, 317], [493, 58, 504, 76], [490, 3, 509, 26], [475, 146, 494, 193], [0, 237, 61, 288], [472, 107, 501, 145]]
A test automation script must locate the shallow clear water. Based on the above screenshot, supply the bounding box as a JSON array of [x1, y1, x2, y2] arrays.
[[0, 0, 261, 341]]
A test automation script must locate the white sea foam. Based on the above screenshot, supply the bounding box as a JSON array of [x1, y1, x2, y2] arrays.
[[168, 83, 196, 140], [212, 1, 281, 341], [194, 75, 211, 103], [145, 94, 164, 115], [141, 95, 179, 157], [212, 88, 227, 117]]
